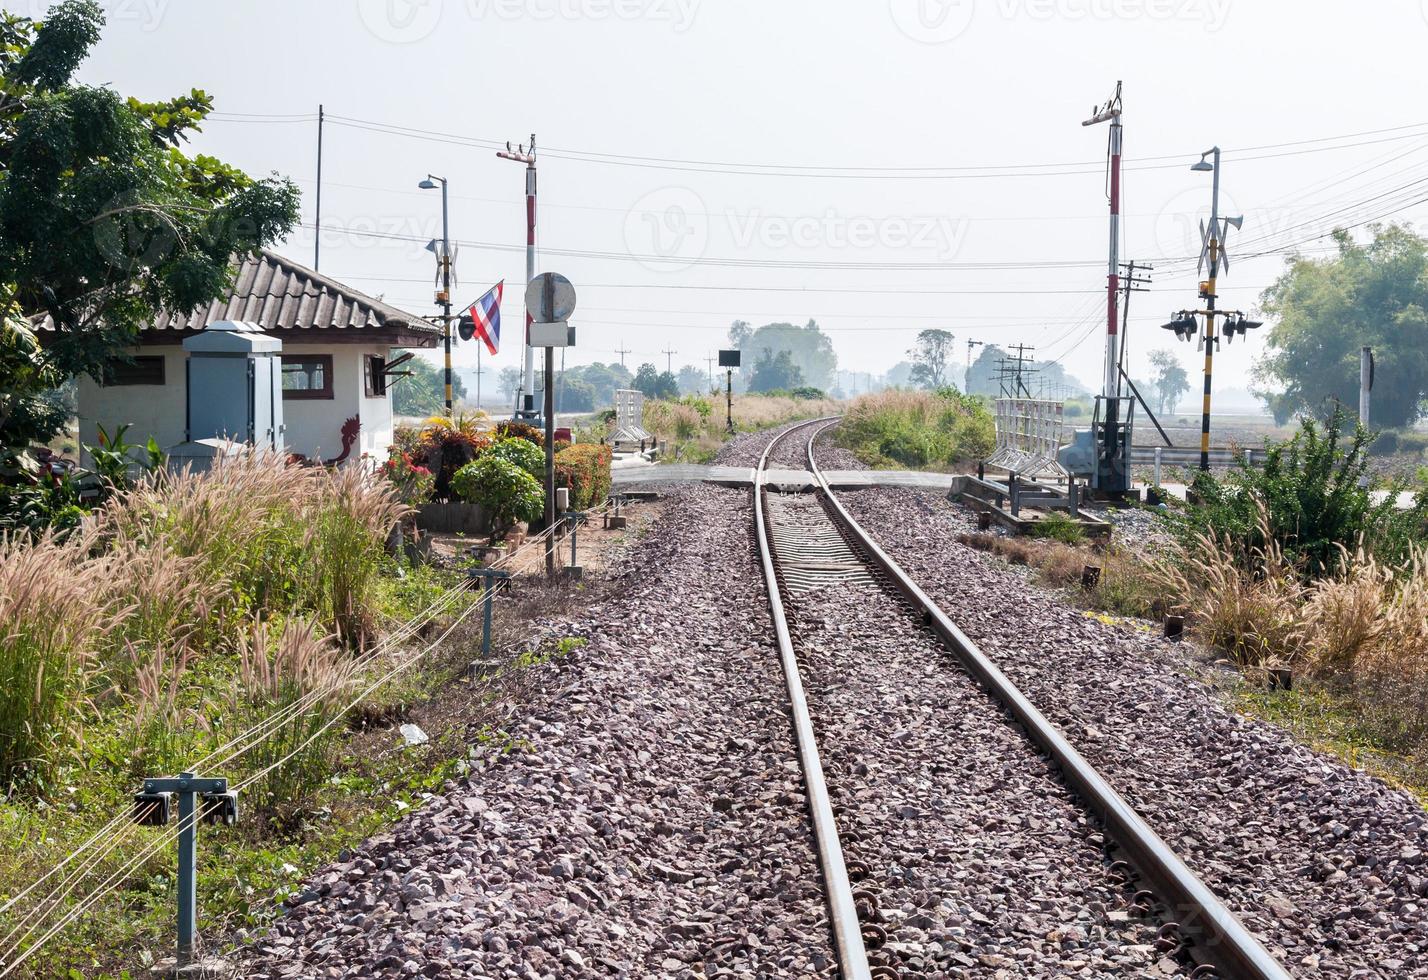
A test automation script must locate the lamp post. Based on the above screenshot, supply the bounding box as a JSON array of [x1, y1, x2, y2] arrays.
[[1190, 148, 1221, 473], [1161, 148, 1259, 471], [419, 175, 453, 415]]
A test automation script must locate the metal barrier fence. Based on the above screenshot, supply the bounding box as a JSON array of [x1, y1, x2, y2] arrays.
[[611, 388, 651, 446], [985, 398, 1067, 478]]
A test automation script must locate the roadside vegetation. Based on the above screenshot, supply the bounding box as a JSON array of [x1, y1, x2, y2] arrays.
[[637, 391, 841, 462], [835, 388, 995, 470], [963, 409, 1428, 797]]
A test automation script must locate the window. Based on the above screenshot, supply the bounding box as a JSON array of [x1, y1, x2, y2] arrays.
[[282, 354, 334, 400], [364, 354, 388, 398], [103, 356, 165, 386]]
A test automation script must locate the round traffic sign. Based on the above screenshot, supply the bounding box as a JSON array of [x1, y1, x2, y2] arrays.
[[524, 273, 577, 322]]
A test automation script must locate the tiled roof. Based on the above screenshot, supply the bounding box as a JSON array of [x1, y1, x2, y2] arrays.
[[37, 250, 437, 338]]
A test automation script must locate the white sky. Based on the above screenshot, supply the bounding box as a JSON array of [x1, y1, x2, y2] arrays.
[[57, 0, 1428, 395]]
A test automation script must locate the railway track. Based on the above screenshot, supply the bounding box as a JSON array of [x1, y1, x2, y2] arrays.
[[753, 417, 1293, 980]]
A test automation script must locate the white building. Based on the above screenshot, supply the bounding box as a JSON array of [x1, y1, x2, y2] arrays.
[[41, 250, 439, 463]]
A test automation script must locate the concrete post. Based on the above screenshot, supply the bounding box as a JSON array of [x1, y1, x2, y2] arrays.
[[1360, 346, 1372, 426]]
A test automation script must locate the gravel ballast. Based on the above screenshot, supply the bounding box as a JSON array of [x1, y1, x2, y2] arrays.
[[242, 479, 837, 979], [836, 480, 1428, 979]]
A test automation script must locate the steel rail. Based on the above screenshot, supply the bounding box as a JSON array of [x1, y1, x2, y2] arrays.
[[754, 419, 873, 980], [803, 421, 1293, 980]]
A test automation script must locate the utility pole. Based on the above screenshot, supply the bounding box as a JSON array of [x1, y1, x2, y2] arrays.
[[418, 175, 453, 415], [1160, 147, 1257, 470], [1117, 260, 1174, 448], [314, 105, 324, 271], [662, 346, 677, 374], [615, 343, 631, 369], [1082, 80, 1130, 493], [705, 352, 716, 391], [966, 339, 984, 393], [497, 135, 537, 419]]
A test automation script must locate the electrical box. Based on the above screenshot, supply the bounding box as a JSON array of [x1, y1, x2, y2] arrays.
[[182, 321, 285, 452], [718, 349, 741, 368]]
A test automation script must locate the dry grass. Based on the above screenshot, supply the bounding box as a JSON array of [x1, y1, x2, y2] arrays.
[[641, 394, 841, 461]]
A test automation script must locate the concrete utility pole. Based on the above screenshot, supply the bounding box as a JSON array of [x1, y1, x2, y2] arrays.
[[497, 135, 538, 419], [966, 339, 984, 393], [314, 105, 324, 271], [1082, 81, 1130, 493], [1361, 346, 1373, 425], [615, 343, 631, 368], [662, 347, 677, 374], [705, 353, 716, 390]]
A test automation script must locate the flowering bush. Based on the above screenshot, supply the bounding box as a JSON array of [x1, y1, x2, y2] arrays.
[[493, 419, 544, 447], [416, 415, 492, 498], [382, 447, 436, 504], [555, 444, 612, 510]]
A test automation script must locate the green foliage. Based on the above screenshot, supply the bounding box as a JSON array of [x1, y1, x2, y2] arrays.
[[1169, 407, 1428, 577], [482, 436, 544, 480], [0, 311, 68, 451], [1148, 349, 1191, 414], [492, 419, 544, 447], [837, 388, 995, 470], [0, 1, 299, 443], [729, 319, 837, 390], [380, 446, 435, 504], [632, 362, 678, 400], [450, 456, 544, 538], [391, 354, 467, 417], [0, 476, 85, 537], [1257, 225, 1428, 428], [789, 386, 826, 401], [415, 415, 492, 499], [748, 349, 804, 393], [1027, 511, 1086, 545], [908, 328, 956, 389], [554, 443, 612, 509]]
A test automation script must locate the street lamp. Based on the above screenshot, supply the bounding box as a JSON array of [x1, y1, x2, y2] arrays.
[[419, 175, 453, 415]]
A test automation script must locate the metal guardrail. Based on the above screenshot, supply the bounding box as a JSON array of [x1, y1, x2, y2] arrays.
[[1130, 446, 1260, 466], [753, 418, 873, 980], [803, 422, 1292, 980]]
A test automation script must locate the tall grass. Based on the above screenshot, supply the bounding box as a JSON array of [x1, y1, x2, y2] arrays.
[[0, 533, 118, 789], [836, 389, 994, 470], [641, 393, 841, 461], [236, 618, 356, 819]]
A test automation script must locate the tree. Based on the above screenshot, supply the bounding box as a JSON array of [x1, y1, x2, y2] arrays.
[[748, 349, 804, 393], [392, 354, 467, 417], [883, 361, 915, 389], [1148, 349, 1190, 415], [908, 329, 955, 389], [965, 345, 1007, 397], [1257, 225, 1428, 428], [731, 319, 836, 390], [676, 364, 708, 395], [632, 362, 677, 400], [562, 361, 631, 408], [497, 366, 523, 402], [0, 1, 299, 440]]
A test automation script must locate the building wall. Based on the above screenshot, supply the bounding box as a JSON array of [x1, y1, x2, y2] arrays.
[[76, 342, 397, 465], [75, 346, 187, 462]]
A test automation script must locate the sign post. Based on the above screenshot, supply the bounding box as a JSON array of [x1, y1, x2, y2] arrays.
[[718, 349, 741, 434], [525, 273, 577, 579]]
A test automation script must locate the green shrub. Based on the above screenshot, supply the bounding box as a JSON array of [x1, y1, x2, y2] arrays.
[[451, 456, 544, 538], [789, 386, 826, 400], [1400, 431, 1428, 455], [481, 436, 545, 480], [837, 388, 994, 470], [0, 477, 87, 539], [1370, 430, 1401, 456], [1168, 408, 1428, 578], [493, 419, 544, 447], [555, 444, 613, 509], [1027, 512, 1086, 545]]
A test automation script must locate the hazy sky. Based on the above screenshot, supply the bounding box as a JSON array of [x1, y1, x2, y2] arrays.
[[53, 0, 1428, 396]]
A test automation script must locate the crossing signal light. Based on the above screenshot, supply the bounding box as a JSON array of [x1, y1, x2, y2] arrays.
[[1222, 315, 1263, 343], [1161, 312, 1198, 342]]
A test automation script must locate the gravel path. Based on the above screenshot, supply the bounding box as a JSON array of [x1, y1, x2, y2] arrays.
[[241, 478, 837, 979], [838, 483, 1428, 979]]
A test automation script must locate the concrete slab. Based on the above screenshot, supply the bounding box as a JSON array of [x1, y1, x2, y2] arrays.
[[611, 465, 961, 491]]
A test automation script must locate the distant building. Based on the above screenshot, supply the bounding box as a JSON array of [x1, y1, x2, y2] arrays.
[[38, 250, 438, 463]]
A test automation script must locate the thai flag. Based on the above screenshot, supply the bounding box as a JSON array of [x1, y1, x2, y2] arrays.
[[466, 281, 502, 356]]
